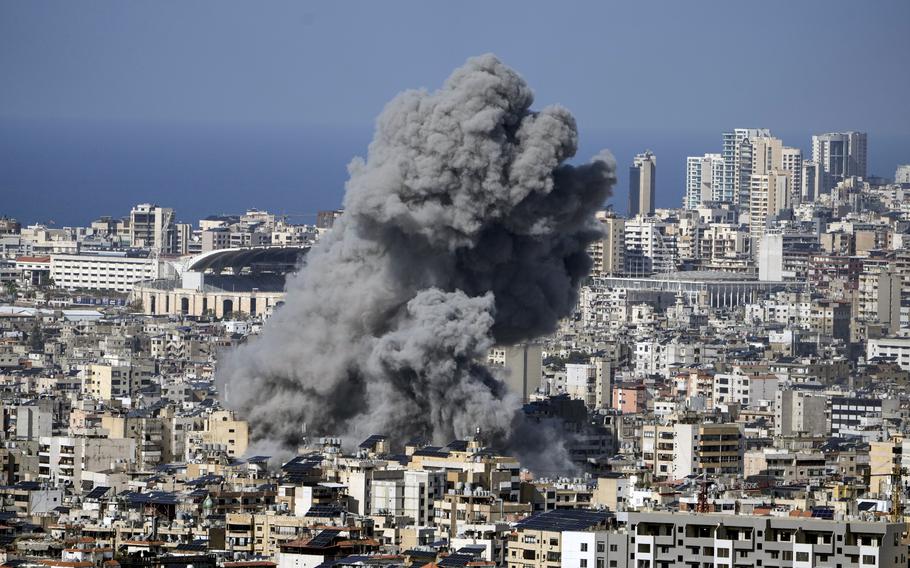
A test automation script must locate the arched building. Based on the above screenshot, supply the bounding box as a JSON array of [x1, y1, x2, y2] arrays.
[[132, 246, 307, 318]]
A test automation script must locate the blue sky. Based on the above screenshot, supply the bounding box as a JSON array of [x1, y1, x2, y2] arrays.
[[2, 0, 909, 225]]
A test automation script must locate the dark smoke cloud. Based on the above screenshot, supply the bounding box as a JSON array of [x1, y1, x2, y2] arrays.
[[218, 54, 615, 463]]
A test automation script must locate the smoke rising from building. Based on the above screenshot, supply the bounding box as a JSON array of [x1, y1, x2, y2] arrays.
[[218, 54, 616, 462]]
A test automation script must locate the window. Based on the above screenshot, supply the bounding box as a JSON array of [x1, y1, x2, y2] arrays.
[[862, 556, 876, 565], [580, 560, 587, 568], [796, 552, 809, 562], [581, 543, 588, 552]]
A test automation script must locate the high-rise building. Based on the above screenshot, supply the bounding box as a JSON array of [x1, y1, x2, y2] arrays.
[[628, 150, 656, 217], [811, 131, 867, 192], [801, 160, 823, 202], [896, 164, 910, 184], [129, 203, 177, 254], [748, 170, 790, 237], [589, 210, 625, 276], [721, 128, 772, 209], [780, 146, 803, 205], [684, 153, 723, 209]]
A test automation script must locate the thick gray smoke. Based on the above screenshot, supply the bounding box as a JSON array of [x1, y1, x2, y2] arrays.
[[218, 54, 616, 463]]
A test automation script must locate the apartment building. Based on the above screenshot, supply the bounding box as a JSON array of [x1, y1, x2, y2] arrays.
[[38, 435, 135, 488], [830, 396, 900, 437], [508, 509, 612, 568], [775, 389, 828, 437], [868, 335, 910, 371], [672, 422, 743, 478], [626, 512, 905, 568], [640, 423, 675, 478]]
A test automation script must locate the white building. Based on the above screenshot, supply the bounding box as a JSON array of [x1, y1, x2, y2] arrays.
[[623, 218, 678, 276], [51, 252, 172, 293], [561, 530, 629, 568], [721, 128, 772, 208], [868, 336, 910, 371], [684, 153, 724, 209], [896, 164, 910, 184], [38, 435, 135, 488]]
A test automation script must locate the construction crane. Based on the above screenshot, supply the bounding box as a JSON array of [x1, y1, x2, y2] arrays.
[[696, 472, 711, 513]]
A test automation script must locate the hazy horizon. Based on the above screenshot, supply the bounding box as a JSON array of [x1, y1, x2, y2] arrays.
[[2, 0, 908, 226]]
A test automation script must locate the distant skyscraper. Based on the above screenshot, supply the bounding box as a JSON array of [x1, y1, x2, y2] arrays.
[[684, 153, 724, 209], [721, 128, 772, 210], [749, 170, 790, 237], [780, 147, 803, 206], [811, 131, 867, 192], [629, 150, 656, 217], [801, 160, 822, 202], [896, 164, 910, 184]]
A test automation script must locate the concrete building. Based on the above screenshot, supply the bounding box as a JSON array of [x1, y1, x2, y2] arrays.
[[51, 251, 171, 293], [623, 218, 677, 276], [749, 170, 791, 237], [488, 344, 543, 403], [868, 336, 910, 371], [628, 151, 656, 217], [640, 423, 675, 478], [775, 389, 828, 437], [830, 396, 899, 437], [896, 164, 910, 184], [812, 131, 868, 192], [625, 512, 906, 568], [781, 146, 803, 205], [721, 128, 772, 208], [589, 211, 625, 277], [672, 422, 743, 478], [15, 401, 54, 440], [508, 509, 612, 568], [565, 360, 612, 410], [802, 160, 823, 201], [38, 435, 135, 488], [129, 203, 177, 254], [858, 268, 902, 334], [684, 153, 724, 209]]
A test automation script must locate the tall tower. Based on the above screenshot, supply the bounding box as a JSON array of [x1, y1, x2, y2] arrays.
[[811, 131, 867, 192], [629, 150, 656, 217], [721, 128, 772, 210], [684, 153, 723, 209]]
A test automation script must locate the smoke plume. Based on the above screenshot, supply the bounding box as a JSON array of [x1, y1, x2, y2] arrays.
[[218, 54, 615, 461]]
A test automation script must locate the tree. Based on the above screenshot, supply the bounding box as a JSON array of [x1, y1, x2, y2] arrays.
[[28, 319, 45, 352]]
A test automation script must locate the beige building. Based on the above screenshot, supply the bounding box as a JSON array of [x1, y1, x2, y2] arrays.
[[195, 410, 249, 458], [629, 151, 656, 217], [749, 170, 790, 237], [589, 211, 625, 276], [640, 423, 675, 478], [133, 246, 305, 318]]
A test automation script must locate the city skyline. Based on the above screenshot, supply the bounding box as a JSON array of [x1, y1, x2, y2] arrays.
[[2, 0, 909, 225]]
